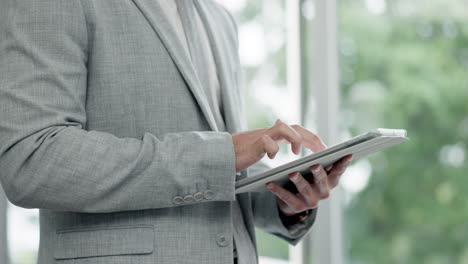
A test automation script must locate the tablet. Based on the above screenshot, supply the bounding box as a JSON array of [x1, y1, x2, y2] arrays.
[[235, 128, 408, 193]]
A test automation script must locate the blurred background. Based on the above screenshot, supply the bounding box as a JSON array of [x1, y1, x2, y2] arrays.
[[1, 0, 468, 263]]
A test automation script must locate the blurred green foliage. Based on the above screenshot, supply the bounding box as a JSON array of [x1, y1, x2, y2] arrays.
[[12, 250, 36, 264], [256, 229, 290, 260], [339, 0, 468, 263]]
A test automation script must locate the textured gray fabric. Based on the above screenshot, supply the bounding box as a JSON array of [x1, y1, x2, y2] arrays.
[[159, 0, 191, 55], [0, 0, 315, 263], [54, 226, 155, 260], [232, 188, 257, 263], [174, 1, 255, 262], [177, 0, 226, 133]]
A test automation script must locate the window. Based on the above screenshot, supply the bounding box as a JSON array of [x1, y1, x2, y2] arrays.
[[6, 206, 39, 264], [339, 0, 468, 263]]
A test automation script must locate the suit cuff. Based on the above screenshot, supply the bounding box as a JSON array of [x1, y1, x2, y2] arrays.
[[200, 132, 237, 202], [253, 191, 316, 245], [279, 208, 317, 243]]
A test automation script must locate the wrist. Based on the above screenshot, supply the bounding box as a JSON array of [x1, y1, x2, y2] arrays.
[[279, 208, 313, 227]]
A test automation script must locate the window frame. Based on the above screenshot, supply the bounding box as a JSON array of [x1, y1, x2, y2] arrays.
[[302, 0, 344, 264]]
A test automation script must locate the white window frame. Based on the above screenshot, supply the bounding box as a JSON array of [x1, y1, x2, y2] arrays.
[[306, 0, 344, 264], [287, 0, 344, 263]]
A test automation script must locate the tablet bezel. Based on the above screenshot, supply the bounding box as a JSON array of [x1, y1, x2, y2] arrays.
[[235, 129, 407, 193]]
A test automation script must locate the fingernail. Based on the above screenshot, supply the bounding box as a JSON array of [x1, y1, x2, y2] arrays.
[[294, 148, 300, 155], [312, 166, 321, 173], [290, 173, 299, 181]]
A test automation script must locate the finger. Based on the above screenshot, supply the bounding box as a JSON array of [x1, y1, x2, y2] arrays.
[[256, 134, 280, 159], [288, 172, 319, 208], [269, 120, 302, 154], [266, 182, 309, 213], [267, 120, 303, 155], [232, 127, 269, 142], [310, 165, 330, 199], [291, 125, 327, 152], [328, 155, 353, 188]]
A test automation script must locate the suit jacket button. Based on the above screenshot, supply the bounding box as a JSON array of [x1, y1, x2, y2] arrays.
[[194, 192, 204, 202], [183, 195, 195, 204], [172, 196, 184, 205], [203, 190, 214, 200], [216, 233, 229, 247]]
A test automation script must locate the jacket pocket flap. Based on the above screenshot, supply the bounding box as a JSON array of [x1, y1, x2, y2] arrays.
[[54, 225, 154, 260]]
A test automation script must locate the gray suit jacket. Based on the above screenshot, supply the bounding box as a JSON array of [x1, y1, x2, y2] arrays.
[[0, 0, 315, 263]]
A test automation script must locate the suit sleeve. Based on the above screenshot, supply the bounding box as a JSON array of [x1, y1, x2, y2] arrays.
[[0, 0, 236, 213]]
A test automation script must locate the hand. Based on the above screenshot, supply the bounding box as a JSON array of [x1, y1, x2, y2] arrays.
[[231, 119, 327, 172], [267, 154, 353, 217]]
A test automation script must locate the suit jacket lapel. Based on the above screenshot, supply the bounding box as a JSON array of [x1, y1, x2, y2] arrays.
[[195, 3, 258, 243], [194, 1, 243, 134], [131, 0, 219, 131]]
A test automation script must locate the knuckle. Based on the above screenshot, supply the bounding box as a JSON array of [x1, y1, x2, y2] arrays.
[[275, 119, 284, 127], [281, 192, 291, 201], [335, 160, 345, 168], [273, 143, 280, 152], [261, 134, 270, 144], [321, 190, 331, 199], [305, 186, 315, 197], [337, 167, 345, 175], [310, 200, 319, 209], [332, 165, 345, 175], [268, 184, 276, 192], [278, 122, 288, 132], [295, 204, 307, 212], [311, 134, 320, 141], [320, 167, 327, 174], [314, 174, 325, 183], [294, 133, 303, 143], [297, 181, 311, 193], [318, 170, 328, 180]]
